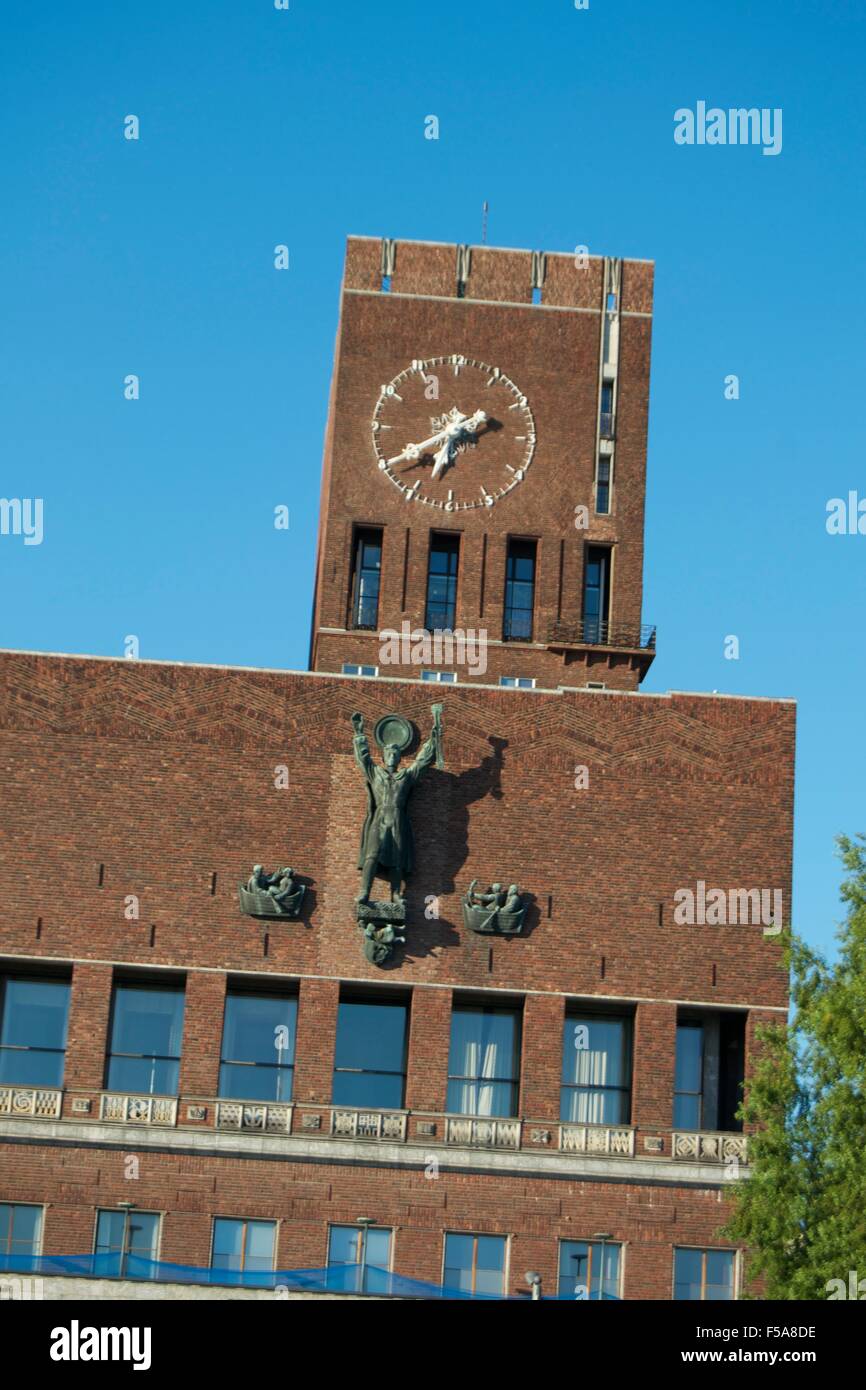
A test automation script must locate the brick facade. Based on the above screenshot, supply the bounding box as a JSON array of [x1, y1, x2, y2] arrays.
[[0, 237, 795, 1300]]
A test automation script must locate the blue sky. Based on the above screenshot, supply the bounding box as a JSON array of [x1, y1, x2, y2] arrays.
[[1, 0, 864, 957]]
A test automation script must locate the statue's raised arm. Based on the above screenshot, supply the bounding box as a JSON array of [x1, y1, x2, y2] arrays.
[[351, 711, 373, 775], [405, 703, 445, 783]]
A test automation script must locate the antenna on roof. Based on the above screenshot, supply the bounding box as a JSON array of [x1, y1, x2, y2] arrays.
[[481, 201, 489, 245]]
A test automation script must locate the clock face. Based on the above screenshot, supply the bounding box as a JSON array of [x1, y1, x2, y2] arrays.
[[371, 356, 536, 511]]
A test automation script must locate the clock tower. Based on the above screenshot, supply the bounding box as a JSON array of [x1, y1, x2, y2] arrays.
[[310, 235, 656, 689]]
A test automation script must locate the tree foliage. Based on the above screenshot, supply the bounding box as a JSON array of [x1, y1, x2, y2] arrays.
[[725, 835, 866, 1298]]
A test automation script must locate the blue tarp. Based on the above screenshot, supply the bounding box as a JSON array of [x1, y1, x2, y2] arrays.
[[0, 1251, 620, 1298]]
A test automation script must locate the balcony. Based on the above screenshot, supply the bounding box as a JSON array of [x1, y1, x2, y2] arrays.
[[0, 1086, 62, 1119], [672, 1132, 748, 1165], [546, 619, 656, 652]]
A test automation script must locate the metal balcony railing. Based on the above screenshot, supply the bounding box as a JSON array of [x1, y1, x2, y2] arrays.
[[547, 619, 656, 651]]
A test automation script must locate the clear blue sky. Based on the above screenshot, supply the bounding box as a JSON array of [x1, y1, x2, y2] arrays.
[[2, 0, 864, 958]]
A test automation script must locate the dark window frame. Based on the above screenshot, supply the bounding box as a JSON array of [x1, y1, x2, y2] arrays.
[[104, 981, 185, 1097], [349, 526, 383, 631], [210, 1216, 277, 1274], [673, 1246, 737, 1301], [425, 531, 461, 632], [674, 1020, 705, 1130], [332, 996, 409, 1110], [0, 975, 70, 1088], [218, 989, 298, 1103], [558, 1238, 623, 1299], [560, 1012, 633, 1124], [503, 538, 537, 643], [0, 1202, 43, 1258], [94, 1208, 161, 1278], [446, 1004, 522, 1118], [582, 544, 612, 642], [443, 1231, 507, 1296]]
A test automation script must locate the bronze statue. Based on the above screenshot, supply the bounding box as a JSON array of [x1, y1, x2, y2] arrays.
[[462, 879, 526, 935], [238, 864, 305, 919], [351, 706, 443, 905]]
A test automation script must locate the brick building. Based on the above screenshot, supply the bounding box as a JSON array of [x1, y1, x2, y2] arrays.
[[0, 237, 794, 1300]]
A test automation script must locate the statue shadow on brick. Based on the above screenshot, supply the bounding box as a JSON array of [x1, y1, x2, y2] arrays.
[[420, 734, 508, 899], [378, 736, 512, 961]]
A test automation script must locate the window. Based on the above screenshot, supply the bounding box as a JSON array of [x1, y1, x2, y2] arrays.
[[561, 1014, 632, 1124], [674, 1022, 704, 1129], [94, 1209, 160, 1278], [582, 546, 611, 643], [332, 999, 407, 1109], [211, 1217, 276, 1274], [674, 1247, 736, 1301], [532, 286, 542, 306], [595, 455, 612, 513], [503, 539, 537, 641], [447, 1006, 520, 1117], [0, 1204, 42, 1262], [674, 1014, 745, 1131], [105, 983, 184, 1095], [341, 663, 378, 677], [559, 1239, 622, 1299], [219, 992, 297, 1102], [499, 676, 535, 689], [350, 528, 382, 630], [425, 533, 460, 631], [444, 1233, 506, 1297], [606, 291, 617, 312], [421, 669, 456, 683], [327, 1225, 392, 1293], [0, 977, 69, 1087], [600, 382, 615, 439]]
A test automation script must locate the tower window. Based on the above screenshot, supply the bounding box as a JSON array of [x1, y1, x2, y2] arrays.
[[596, 457, 612, 514], [582, 546, 611, 644], [425, 533, 460, 631], [503, 539, 537, 642], [600, 382, 615, 439], [350, 528, 382, 631]]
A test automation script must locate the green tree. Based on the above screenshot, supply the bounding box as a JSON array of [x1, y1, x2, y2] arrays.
[[725, 834, 866, 1298]]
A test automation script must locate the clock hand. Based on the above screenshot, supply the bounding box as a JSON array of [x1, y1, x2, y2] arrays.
[[430, 409, 488, 479], [431, 439, 454, 479], [387, 416, 468, 467], [387, 408, 488, 472]]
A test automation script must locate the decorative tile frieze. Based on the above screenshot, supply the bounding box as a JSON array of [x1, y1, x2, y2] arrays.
[[71, 1098, 92, 1115], [0, 1087, 62, 1119], [559, 1124, 634, 1157], [330, 1109, 407, 1141], [445, 1117, 521, 1150], [99, 1094, 178, 1126], [216, 1102, 292, 1134], [671, 1132, 748, 1164], [186, 1105, 207, 1121], [301, 1114, 322, 1131], [530, 1128, 552, 1145]]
